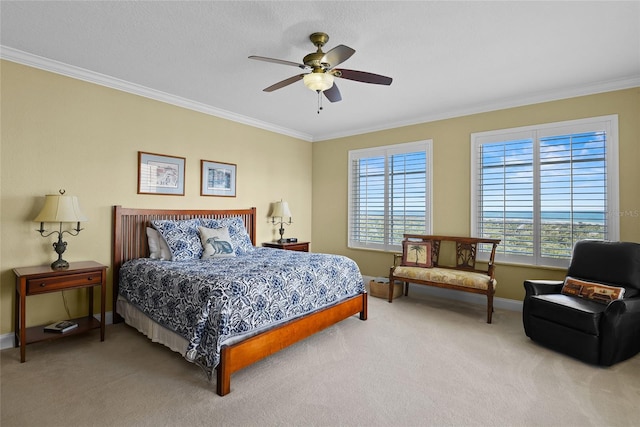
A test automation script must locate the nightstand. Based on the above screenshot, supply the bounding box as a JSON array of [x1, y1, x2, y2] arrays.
[[13, 261, 107, 362], [262, 241, 310, 252]]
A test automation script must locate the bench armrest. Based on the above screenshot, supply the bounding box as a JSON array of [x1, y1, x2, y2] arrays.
[[393, 253, 402, 267]]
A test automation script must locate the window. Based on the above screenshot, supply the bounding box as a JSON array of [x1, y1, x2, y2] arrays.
[[471, 115, 619, 267], [348, 140, 432, 252]]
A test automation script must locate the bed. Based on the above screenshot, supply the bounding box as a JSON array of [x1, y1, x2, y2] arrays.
[[112, 206, 368, 396]]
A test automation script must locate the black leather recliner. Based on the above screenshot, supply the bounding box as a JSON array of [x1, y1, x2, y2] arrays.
[[523, 240, 640, 366]]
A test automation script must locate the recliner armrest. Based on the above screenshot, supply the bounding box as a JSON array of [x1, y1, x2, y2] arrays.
[[522, 279, 564, 340], [600, 297, 640, 365], [605, 296, 640, 315], [524, 279, 564, 297]]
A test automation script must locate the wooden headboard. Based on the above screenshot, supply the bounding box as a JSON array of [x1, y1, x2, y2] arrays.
[[111, 205, 257, 323]]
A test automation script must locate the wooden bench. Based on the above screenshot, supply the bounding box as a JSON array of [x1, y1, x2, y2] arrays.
[[389, 234, 500, 323]]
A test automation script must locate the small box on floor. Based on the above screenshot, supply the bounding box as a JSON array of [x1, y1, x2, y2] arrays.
[[369, 278, 403, 299]]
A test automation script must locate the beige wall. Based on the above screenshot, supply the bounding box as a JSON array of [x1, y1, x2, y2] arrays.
[[312, 88, 640, 301], [2, 59, 638, 335], [0, 61, 312, 334]]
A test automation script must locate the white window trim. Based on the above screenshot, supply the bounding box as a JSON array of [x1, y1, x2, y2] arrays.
[[470, 115, 619, 267], [348, 140, 433, 252]]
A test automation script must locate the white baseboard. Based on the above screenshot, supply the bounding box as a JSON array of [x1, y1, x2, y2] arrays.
[[363, 275, 523, 312], [0, 311, 114, 351], [0, 333, 14, 351], [1, 283, 523, 350]]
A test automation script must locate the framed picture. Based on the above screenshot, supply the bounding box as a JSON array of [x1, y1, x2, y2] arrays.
[[402, 240, 433, 268], [138, 151, 185, 195], [201, 160, 236, 197]]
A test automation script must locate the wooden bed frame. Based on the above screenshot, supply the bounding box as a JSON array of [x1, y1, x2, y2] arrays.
[[112, 205, 368, 396]]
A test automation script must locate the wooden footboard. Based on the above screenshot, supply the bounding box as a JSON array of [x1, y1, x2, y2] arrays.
[[112, 205, 367, 396], [217, 292, 367, 396]]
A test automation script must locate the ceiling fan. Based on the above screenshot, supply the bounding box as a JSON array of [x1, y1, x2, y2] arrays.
[[249, 32, 392, 107]]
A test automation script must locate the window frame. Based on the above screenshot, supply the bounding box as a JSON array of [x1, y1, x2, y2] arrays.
[[348, 140, 433, 252], [470, 115, 619, 268]]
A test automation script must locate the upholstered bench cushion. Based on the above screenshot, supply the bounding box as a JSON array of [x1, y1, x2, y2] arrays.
[[392, 266, 497, 291], [529, 294, 606, 335]]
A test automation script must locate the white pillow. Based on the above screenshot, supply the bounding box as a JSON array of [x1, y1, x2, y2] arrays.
[[199, 226, 236, 259], [146, 227, 172, 260]]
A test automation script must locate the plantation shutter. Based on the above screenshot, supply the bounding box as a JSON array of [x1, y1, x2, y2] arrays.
[[348, 141, 431, 251], [388, 150, 429, 246], [538, 126, 608, 261], [351, 154, 386, 246], [476, 137, 534, 258], [471, 115, 618, 267]]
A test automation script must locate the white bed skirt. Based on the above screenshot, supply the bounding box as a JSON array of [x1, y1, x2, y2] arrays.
[[116, 296, 188, 356], [117, 293, 354, 366]]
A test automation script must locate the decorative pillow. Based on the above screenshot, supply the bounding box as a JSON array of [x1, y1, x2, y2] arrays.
[[401, 240, 432, 268], [151, 219, 203, 261], [561, 276, 625, 304], [200, 217, 254, 255], [146, 227, 172, 260], [198, 226, 236, 259]]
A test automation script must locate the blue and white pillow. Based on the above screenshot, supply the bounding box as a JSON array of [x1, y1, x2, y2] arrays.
[[151, 219, 203, 261], [200, 217, 254, 255], [198, 226, 236, 259]]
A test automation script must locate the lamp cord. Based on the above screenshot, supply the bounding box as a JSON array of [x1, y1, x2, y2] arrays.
[[62, 292, 72, 319]]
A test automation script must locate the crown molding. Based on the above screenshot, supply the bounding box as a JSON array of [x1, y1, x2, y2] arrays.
[[313, 76, 640, 142], [0, 46, 313, 142], [3, 46, 637, 144]]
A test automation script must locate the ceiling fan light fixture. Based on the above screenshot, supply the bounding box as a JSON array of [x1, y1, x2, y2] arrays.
[[303, 72, 334, 92], [249, 32, 392, 103]]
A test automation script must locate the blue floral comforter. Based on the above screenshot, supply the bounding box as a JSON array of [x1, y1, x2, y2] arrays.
[[118, 247, 364, 375]]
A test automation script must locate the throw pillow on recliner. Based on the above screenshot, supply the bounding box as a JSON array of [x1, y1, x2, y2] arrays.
[[561, 276, 625, 304]]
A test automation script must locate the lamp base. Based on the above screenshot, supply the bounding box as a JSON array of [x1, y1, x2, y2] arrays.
[[51, 234, 69, 270], [51, 258, 69, 270]]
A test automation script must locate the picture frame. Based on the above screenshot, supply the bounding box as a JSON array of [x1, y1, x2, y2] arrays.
[[201, 160, 237, 197], [137, 151, 185, 195], [402, 240, 433, 268]]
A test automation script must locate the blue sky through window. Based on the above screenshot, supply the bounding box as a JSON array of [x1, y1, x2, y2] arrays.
[[480, 131, 606, 222]]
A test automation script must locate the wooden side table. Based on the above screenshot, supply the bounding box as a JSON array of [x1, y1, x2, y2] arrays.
[[262, 241, 310, 252], [13, 261, 107, 362]]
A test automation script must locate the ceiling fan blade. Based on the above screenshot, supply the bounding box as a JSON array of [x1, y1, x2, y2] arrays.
[[321, 45, 355, 69], [323, 83, 342, 103], [249, 55, 307, 70], [263, 75, 304, 92], [335, 69, 393, 85]]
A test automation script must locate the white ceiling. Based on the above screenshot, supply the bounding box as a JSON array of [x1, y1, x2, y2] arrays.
[[2, 1, 639, 142]]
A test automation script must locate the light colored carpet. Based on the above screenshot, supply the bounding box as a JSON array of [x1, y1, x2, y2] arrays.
[[2, 293, 639, 427]]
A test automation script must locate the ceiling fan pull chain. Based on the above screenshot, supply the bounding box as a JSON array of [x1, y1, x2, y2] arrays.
[[317, 90, 323, 114]]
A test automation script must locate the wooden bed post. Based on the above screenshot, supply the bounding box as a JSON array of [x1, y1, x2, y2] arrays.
[[112, 206, 125, 324]]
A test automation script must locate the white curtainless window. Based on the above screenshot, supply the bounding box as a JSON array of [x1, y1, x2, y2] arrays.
[[471, 115, 619, 268], [348, 140, 432, 252]]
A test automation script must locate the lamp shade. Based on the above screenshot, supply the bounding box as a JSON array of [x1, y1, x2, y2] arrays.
[[303, 72, 334, 92], [271, 201, 292, 218], [34, 194, 88, 223]]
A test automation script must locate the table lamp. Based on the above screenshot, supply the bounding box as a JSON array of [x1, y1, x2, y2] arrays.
[[34, 190, 87, 270], [270, 200, 292, 243]]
